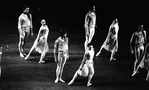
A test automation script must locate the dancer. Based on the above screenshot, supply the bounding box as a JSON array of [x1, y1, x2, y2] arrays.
[[53, 29, 69, 83], [84, 6, 96, 52], [96, 18, 119, 61], [18, 7, 33, 57], [130, 25, 147, 76], [137, 42, 149, 81], [68, 43, 95, 87], [25, 19, 49, 64]]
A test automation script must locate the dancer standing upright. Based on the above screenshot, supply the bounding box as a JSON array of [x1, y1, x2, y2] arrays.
[[84, 6, 96, 52], [53, 29, 69, 83], [18, 7, 33, 57], [96, 18, 119, 61], [130, 25, 147, 76]]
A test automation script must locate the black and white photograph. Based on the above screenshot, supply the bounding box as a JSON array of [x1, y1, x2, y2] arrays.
[[0, 0, 149, 90]]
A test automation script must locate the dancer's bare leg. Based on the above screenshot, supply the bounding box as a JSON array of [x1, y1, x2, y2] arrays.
[[96, 45, 103, 56], [39, 51, 46, 63], [55, 61, 60, 83], [18, 38, 25, 57], [87, 66, 94, 87], [146, 70, 149, 81], [68, 70, 79, 85], [25, 45, 35, 60], [132, 49, 140, 76], [59, 56, 67, 82], [110, 50, 116, 61]]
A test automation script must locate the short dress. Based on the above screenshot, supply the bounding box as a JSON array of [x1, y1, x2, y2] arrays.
[[34, 25, 49, 54], [103, 24, 118, 52]]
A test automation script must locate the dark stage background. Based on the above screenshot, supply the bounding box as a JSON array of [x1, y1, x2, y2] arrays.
[[0, 0, 149, 90], [0, 0, 149, 48]]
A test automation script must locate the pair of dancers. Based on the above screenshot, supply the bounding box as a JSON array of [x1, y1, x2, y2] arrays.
[[65, 6, 119, 86], [18, 7, 49, 63], [130, 25, 149, 81]]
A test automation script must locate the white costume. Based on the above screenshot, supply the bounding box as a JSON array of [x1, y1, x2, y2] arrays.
[[25, 19, 49, 63], [96, 19, 119, 61]]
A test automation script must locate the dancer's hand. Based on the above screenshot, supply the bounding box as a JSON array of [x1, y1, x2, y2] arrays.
[[131, 50, 134, 54]]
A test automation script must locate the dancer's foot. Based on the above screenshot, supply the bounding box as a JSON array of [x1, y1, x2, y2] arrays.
[[96, 52, 101, 57], [110, 58, 116, 61], [68, 80, 73, 85], [146, 77, 149, 81], [39, 60, 45, 64], [59, 78, 65, 83], [54, 79, 59, 83], [87, 83, 92, 87], [132, 71, 139, 77], [20, 53, 24, 57]]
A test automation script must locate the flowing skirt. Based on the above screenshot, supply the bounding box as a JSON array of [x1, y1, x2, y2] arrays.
[[34, 37, 49, 54]]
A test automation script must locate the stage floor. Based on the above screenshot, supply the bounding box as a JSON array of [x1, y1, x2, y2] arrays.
[[1, 31, 149, 90]]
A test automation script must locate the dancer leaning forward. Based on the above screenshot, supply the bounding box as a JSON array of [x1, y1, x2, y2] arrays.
[[96, 18, 119, 61], [68, 43, 95, 87], [25, 19, 49, 64]]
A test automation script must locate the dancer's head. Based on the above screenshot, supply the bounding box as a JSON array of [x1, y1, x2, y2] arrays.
[[60, 29, 67, 38], [87, 43, 94, 50], [23, 7, 30, 14], [41, 19, 46, 25], [138, 25, 143, 31], [93, 6, 95, 11]]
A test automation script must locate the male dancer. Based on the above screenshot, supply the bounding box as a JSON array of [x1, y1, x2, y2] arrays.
[[53, 29, 69, 83], [96, 18, 119, 61], [130, 25, 147, 76], [25, 19, 49, 64], [18, 7, 33, 57], [84, 6, 96, 52]]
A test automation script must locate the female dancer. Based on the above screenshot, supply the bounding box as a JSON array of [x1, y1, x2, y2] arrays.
[[68, 43, 95, 86], [96, 18, 119, 61], [25, 19, 49, 64]]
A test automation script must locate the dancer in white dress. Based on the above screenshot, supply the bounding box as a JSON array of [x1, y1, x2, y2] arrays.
[[130, 25, 147, 76], [18, 7, 33, 57], [84, 6, 96, 52], [96, 18, 119, 61], [53, 29, 69, 83], [68, 43, 95, 87], [25, 19, 49, 64]]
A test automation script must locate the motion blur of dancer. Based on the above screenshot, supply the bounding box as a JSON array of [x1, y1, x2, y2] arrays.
[[96, 18, 119, 61], [130, 25, 147, 76], [84, 6, 96, 52], [53, 29, 69, 83], [68, 43, 95, 87], [18, 7, 33, 57], [25, 19, 49, 64]]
